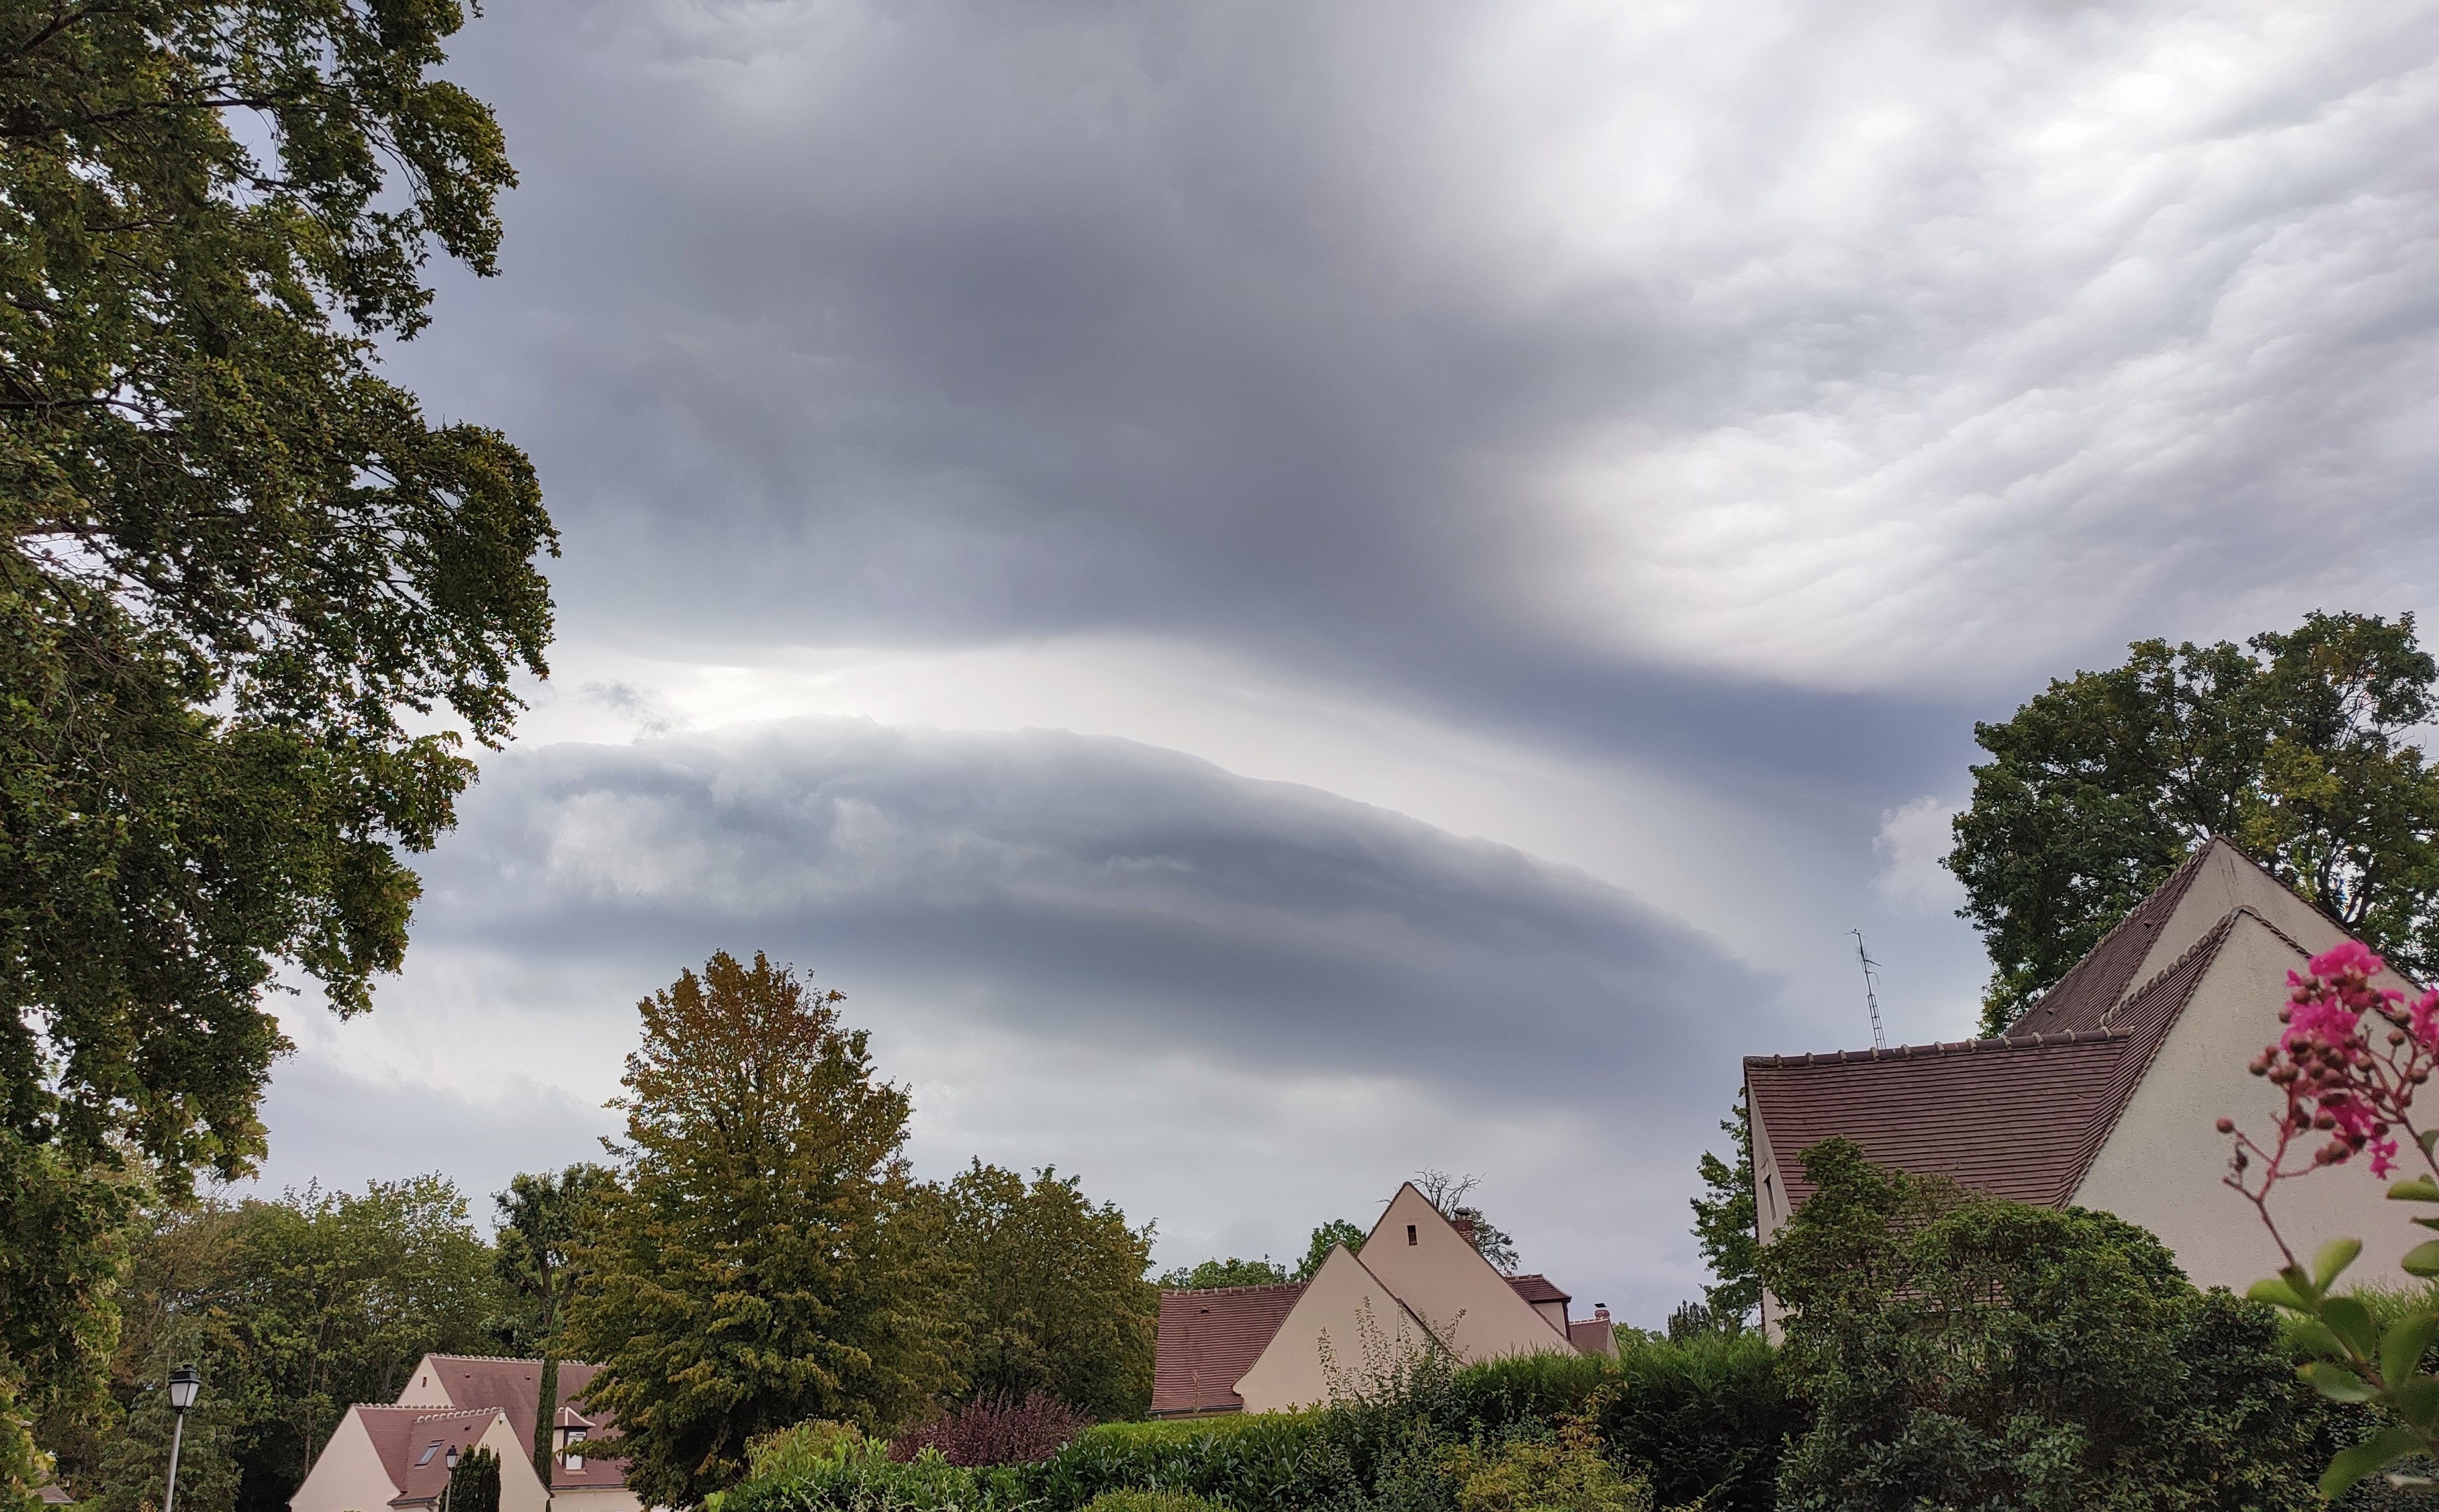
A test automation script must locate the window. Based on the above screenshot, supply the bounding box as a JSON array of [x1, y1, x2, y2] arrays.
[[564, 1429, 588, 1472], [1762, 1173, 1774, 1217], [1406, 1225, 1416, 1245], [416, 1444, 443, 1467]]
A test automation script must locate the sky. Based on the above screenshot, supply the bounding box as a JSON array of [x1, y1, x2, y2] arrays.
[[247, 0, 2439, 1324]]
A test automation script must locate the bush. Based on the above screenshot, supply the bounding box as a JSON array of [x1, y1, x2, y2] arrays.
[[1600, 1331, 1798, 1512], [1439, 1402, 1651, 1512], [1080, 1493, 1226, 1512], [895, 1394, 1095, 1468], [749, 1423, 872, 1482], [1025, 1415, 1320, 1509], [722, 1435, 1023, 1512]]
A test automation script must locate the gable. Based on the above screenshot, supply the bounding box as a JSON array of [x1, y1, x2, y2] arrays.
[[1232, 1245, 1428, 1413], [1355, 1185, 1569, 1360]]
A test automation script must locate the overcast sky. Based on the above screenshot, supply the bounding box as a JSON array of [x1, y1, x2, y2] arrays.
[[250, 0, 2439, 1323]]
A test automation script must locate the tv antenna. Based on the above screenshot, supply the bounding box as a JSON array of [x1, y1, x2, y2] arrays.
[[1851, 929, 1887, 1050]]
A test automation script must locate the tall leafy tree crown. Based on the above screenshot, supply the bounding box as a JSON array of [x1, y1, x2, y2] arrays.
[[567, 953, 957, 1507], [0, 0, 553, 1182], [1688, 1090, 1758, 1324], [0, 0, 549, 1478], [1947, 612, 2439, 1036]]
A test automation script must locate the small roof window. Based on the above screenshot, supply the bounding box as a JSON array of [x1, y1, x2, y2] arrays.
[[416, 1444, 443, 1467]]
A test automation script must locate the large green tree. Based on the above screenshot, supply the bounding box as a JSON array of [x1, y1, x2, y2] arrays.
[[1293, 1219, 1367, 1282], [567, 953, 958, 1507], [0, 0, 551, 1483], [935, 1162, 1156, 1421], [1948, 612, 2439, 1035], [493, 1164, 618, 1486], [1759, 1139, 2319, 1511]]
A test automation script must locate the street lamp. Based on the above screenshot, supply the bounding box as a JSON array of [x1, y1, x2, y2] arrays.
[[161, 1366, 201, 1512], [443, 1445, 460, 1512]]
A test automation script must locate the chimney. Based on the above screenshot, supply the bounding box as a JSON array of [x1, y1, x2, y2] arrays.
[[1593, 1304, 1610, 1322]]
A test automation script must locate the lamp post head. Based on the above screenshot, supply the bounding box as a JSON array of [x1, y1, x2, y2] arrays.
[[445, 1447, 459, 1472], [167, 1366, 201, 1413]]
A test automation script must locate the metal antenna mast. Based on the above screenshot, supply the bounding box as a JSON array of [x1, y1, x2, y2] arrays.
[[1851, 929, 1887, 1051]]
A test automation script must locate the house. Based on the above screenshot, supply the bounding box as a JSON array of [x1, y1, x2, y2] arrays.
[[1744, 838, 2418, 1329], [290, 1355, 639, 1512], [1151, 1182, 1616, 1417]]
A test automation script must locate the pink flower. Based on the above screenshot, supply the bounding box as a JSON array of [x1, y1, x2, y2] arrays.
[[2371, 1137, 2401, 1178], [2411, 991, 2439, 1051], [2311, 939, 2387, 981]]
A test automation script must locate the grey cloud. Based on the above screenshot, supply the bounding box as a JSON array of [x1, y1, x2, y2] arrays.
[[390, 0, 2439, 720], [418, 718, 1783, 1100]]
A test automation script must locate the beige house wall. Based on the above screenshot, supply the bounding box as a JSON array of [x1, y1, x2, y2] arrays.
[[2142, 845, 2355, 986], [1749, 1095, 1790, 1339], [475, 1415, 551, 1512], [552, 1490, 645, 1512], [1233, 1245, 1428, 1413], [1356, 1186, 1571, 1360], [394, 1356, 453, 1409], [289, 1411, 396, 1512], [1528, 1300, 1567, 1335], [2074, 914, 2421, 1294]]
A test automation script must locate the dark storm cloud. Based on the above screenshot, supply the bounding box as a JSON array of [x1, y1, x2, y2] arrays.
[[390, 0, 2439, 734], [416, 718, 1782, 1100]]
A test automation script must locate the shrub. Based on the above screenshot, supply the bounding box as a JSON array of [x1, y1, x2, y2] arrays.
[[1600, 1331, 1799, 1512], [721, 1437, 1021, 1512], [1080, 1493, 1226, 1512], [896, 1394, 1095, 1467], [1439, 1402, 1651, 1512], [1025, 1415, 1319, 1509], [749, 1423, 872, 1482]]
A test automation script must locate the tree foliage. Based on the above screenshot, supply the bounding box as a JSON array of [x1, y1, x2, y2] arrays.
[[1949, 612, 2439, 1033], [493, 1163, 616, 1483], [1155, 1257, 1288, 1290], [1688, 1091, 1757, 1325], [0, 0, 549, 1462], [1759, 1139, 2320, 1511], [445, 1447, 500, 1512], [1415, 1171, 1519, 1272], [50, 1176, 503, 1512], [567, 952, 958, 1507], [1294, 1221, 1367, 1283], [935, 1162, 1156, 1421]]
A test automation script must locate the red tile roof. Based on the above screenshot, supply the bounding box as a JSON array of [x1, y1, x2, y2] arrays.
[[414, 1355, 624, 1493], [355, 1406, 502, 1507], [1567, 1319, 1614, 1356], [2003, 845, 2211, 1039], [1150, 1283, 1307, 1415], [1749, 910, 2253, 1214], [1504, 1274, 1569, 1305]]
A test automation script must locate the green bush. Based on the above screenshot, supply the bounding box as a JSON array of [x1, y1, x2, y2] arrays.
[[1080, 1492, 1227, 1512], [722, 1437, 1025, 1512], [1600, 1331, 1798, 1512], [1025, 1415, 1319, 1509]]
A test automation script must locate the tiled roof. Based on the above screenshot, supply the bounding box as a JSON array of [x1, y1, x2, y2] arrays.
[[1150, 1283, 1307, 1415], [1504, 1274, 1569, 1305], [355, 1406, 501, 1507], [1567, 1319, 1613, 1355], [2003, 844, 2211, 1039], [416, 1355, 625, 1493], [1749, 912, 2250, 1213]]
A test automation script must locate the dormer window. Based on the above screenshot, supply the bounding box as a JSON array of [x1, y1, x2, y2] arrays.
[[563, 1428, 588, 1471], [416, 1444, 443, 1467]]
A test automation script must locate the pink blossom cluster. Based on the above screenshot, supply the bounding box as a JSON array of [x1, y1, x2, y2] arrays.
[[2227, 941, 2439, 1180]]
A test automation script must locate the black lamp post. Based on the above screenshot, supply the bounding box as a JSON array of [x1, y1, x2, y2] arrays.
[[443, 1444, 460, 1512], [161, 1366, 201, 1512]]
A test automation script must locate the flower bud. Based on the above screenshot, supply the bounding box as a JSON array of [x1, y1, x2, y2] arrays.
[[2216, 1117, 2236, 1133]]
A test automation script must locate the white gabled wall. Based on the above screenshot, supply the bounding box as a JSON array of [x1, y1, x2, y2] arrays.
[[475, 1413, 551, 1512], [1356, 1185, 1572, 1360], [1233, 1245, 1428, 1413], [2074, 913, 2421, 1294], [288, 1410, 397, 1512], [395, 1354, 451, 1408]]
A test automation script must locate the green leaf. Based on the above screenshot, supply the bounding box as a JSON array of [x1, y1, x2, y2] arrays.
[[2326, 1296, 2380, 1359], [2385, 1311, 2439, 1385], [2293, 1321, 2346, 1358], [2324, 1426, 2427, 1500], [2389, 1376, 2439, 1431], [2248, 1276, 2311, 1311], [2317, 1237, 2365, 1289], [2414, 1216, 2439, 1231], [2408, 1241, 2439, 1278], [2392, 1177, 2439, 1202], [2306, 1361, 2381, 1402], [2421, 1127, 2439, 1158]]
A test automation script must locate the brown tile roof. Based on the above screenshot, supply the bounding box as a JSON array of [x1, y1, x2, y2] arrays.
[[415, 1355, 625, 1493], [1504, 1274, 1569, 1305], [1567, 1319, 1614, 1355], [1150, 1283, 1307, 1415], [356, 1406, 503, 1507], [1749, 912, 2254, 1213], [2003, 843, 2211, 1039]]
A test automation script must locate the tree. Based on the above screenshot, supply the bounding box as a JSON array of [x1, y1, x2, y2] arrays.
[[1689, 1091, 1759, 1325], [493, 1164, 618, 1485], [1415, 1171, 1519, 1272], [1154, 1257, 1287, 1289], [445, 1448, 499, 1512], [567, 953, 958, 1507], [935, 1162, 1156, 1421], [67, 1176, 502, 1512], [1293, 1220, 1367, 1282], [1759, 1139, 2319, 1511], [0, 0, 552, 1455], [1948, 612, 2439, 1034]]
